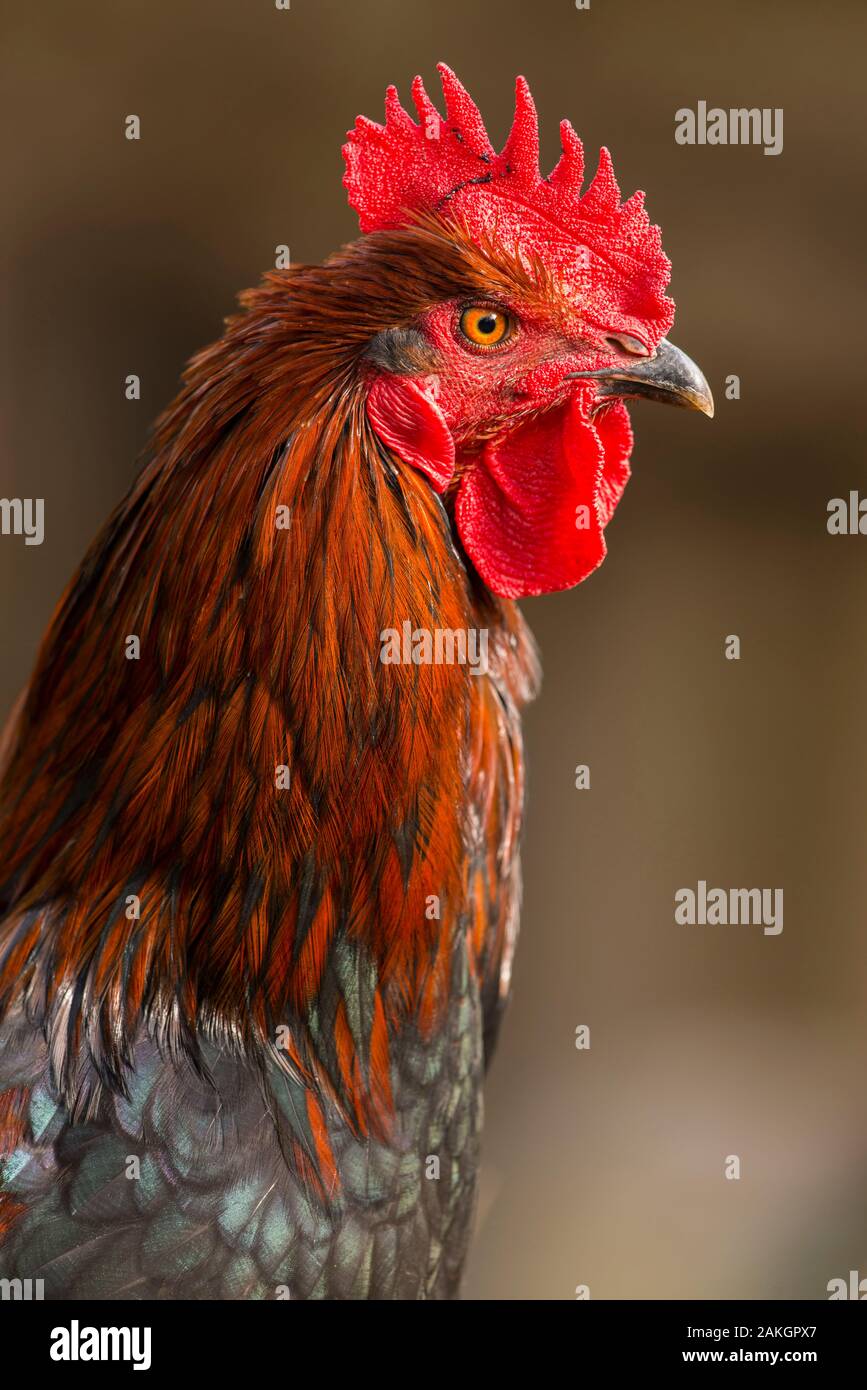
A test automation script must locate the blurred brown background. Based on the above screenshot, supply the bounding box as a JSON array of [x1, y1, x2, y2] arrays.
[[2, 0, 865, 1299]]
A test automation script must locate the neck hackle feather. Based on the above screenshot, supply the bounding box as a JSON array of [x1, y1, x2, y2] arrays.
[[0, 221, 539, 1175]]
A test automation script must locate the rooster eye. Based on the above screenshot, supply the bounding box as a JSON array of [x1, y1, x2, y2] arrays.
[[459, 306, 513, 348]]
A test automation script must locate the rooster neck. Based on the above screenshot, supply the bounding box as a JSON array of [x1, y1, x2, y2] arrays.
[[0, 342, 536, 1149]]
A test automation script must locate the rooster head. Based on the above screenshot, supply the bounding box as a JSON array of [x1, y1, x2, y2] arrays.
[[343, 64, 712, 599]]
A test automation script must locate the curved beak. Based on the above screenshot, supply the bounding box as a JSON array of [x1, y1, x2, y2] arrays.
[[568, 338, 714, 418]]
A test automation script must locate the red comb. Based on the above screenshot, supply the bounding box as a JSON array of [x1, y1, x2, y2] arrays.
[[342, 64, 674, 337]]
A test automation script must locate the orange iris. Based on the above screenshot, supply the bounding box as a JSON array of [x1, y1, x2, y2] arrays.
[[459, 306, 512, 348]]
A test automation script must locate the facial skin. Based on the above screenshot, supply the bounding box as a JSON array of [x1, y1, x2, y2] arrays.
[[418, 295, 656, 448]]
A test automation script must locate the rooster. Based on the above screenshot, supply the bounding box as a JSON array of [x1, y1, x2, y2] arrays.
[[0, 65, 711, 1300]]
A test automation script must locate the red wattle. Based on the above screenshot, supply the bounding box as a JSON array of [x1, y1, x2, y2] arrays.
[[454, 396, 632, 599], [593, 402, 633, 526]]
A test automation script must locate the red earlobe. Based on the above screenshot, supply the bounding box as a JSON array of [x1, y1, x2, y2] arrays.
[[366, 375, 455, 493]]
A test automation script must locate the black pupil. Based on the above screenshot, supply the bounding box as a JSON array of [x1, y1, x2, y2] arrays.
[[478, 314, 498, 336]]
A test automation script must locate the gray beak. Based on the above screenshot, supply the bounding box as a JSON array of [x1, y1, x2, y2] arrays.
[[568, 338, 715, 418]]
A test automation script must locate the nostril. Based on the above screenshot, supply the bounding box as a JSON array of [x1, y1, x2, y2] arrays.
[[605, 332, 650, 358]]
